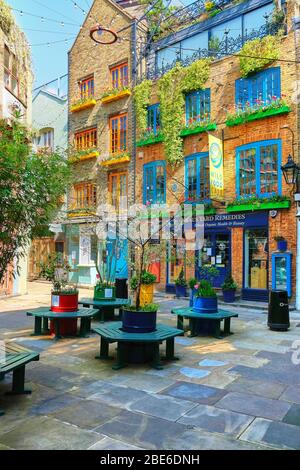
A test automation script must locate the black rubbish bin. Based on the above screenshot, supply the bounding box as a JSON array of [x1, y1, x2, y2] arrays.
[[268, 290, 290, 331], [115, 278, 128, 299]]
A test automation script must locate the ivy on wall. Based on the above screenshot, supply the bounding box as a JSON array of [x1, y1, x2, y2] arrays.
[[0, 0, 13, 35], [158, 58, 211, 166], [133, 80, 152, 136], [239, 34, 281, 77]]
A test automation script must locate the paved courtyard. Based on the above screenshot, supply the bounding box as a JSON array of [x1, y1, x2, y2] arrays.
[[1, 282, 300, 450]]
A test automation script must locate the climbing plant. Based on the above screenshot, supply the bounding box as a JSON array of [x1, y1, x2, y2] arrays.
[[239, 34, 281, 77], [158, 59, 211, 166], [0, 0, 13, 35], [133, 80, 152, 137]]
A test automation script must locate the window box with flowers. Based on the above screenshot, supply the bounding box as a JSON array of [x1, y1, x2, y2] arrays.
[[227, 196, 291, 213], [101, 87, 131, 104], [100, 153, 131, 167], [71, 97, 97, 113], [226, 98, 291, 127], [136, 129, 164, 147], [180, 121, 217, 137]]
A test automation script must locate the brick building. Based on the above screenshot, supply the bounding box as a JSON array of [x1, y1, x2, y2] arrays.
[[134, 0, 299, 302]]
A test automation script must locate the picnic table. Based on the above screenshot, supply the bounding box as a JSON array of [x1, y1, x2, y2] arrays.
[[26, 307, 98, 340], [93, 322, 183, 370], [79, 297, 130, 322], [171, 307, 238, 339], [0, 342, 39, 415]]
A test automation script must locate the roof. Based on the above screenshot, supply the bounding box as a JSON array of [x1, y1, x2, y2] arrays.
[[32, 89, 68, 103]]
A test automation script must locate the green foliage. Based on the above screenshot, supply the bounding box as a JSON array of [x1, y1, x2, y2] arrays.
[[239, 35, 281, 77], [194, 280, 217, 298], [0, 0, 13, 34], [221, 275, 237, 291], [0, 119, 72, 283], [228, 194, 289, 208], [133, 80, 152, 136], [39, 253, 77, 294], [130, 271, 157, 290], [141, 303, 159, 312], [182, 59, 211, 94], [189, 278, 198, 290], [175, 269, 187, 287], [198, 265, 219, 283], [140, 0, 178, 39]]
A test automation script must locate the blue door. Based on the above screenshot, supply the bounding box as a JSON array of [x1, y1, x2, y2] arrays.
[[107, 238, 128, 280], [196, 231, 231, 287]]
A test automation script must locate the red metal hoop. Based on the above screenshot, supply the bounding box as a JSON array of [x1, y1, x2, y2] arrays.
[[90, 25, 118, 45]]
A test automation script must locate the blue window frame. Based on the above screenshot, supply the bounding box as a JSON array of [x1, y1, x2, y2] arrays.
[[143, 161, 166, 205], [186, 89, 210, 125], [185, 153, 210, 202], [236, 140, 282, 198], [235, 67, 281, 109], [147, 104, 161, 135]]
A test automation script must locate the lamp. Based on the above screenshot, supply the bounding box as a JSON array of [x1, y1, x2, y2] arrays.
[[281, 154, 300, 187]]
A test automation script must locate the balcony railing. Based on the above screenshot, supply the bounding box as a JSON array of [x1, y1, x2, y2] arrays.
[[142, 21, 284, 82]]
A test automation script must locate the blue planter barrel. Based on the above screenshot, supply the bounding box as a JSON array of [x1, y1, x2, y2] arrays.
[[222, 289, 236, 303], [122, 308, 157, 333], [175, 285, 187, 298], [193, 296, 218, 314], [277, 240, 287, 252]]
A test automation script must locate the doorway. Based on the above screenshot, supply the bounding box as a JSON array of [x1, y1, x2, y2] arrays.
[[196, 231, 231, 287]]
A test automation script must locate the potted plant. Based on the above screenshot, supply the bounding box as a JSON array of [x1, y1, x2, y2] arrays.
[[193, 280, 218, 314], [189, 278, 198, 307], [135, 270, 157, 307], [175, 269, 188, 298], [221, 275, 237, 303], [274, 236, 287, 252], [93, 240, 117, 300]]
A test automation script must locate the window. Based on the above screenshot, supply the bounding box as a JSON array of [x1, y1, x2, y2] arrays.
[[110, 62, 128, 90], [181, 32, 208, 60], [185, 153, 210, 201], [79, 76, 94, 100], [148, 104, 161, 135], [4, 46, 19, 97], [244, 3, 274, 35], [244, 229, 268, 290], [186, 89, 210, 125], [157, 46, 179, 70], [210, 17, 242, 42], [74, 128, 97, 150], [109, 172, 127, 211], [34, 128, 54, 151], [79, 234, 98, 265], [72, 183, 97, 210], [143, 161, 166, 205], [110, 114, 127, 154], [236, 67, 281, 109], [237, 140, 281, 198]]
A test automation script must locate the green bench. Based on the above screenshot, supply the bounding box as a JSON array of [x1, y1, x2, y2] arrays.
[[93, 322, 183, 370], [26, 307, 98, 340], [171, 307, 238, 339], [79, 298, 130, 323], [0, 342, 40, 415]]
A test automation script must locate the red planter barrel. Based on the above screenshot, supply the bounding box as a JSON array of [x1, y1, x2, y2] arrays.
[[50, 293, 78, 336]]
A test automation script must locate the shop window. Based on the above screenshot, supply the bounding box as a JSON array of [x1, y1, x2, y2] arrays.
[[110, 62, 128, 90], [244, 229, 268, 290], [109, 114, 127, 154], [185, 153, 210, 202], [235, 67, 281, 110], [109, 172, 127, 211], [186, 89, 210, 125], [4, 46, 19, 98], [143, 161, 166, 205], [72, 183, 97, 210], [237, 140, 281, 198], [79, 76, 94, 99], [147, 104, 161, 135], [74, 128, 97, 150]]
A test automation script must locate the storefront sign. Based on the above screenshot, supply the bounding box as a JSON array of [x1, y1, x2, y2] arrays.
[[209, 135, 224, 200], [204, 212, 268, 229]]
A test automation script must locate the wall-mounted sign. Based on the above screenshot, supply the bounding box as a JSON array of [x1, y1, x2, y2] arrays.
[[209, 134, 224, 200]]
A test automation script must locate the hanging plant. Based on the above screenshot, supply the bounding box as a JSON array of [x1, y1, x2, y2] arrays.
[[133, 80, 152, 137], [239, 34, 281, 78], [183, 58, 211, 93], [158, 62, 186, 166]]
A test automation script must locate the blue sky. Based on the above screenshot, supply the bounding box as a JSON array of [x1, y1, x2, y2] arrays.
[[7, 0, 192, 88]]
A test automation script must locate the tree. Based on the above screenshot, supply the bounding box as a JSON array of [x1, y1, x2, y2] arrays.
[[0, 118, 72, 283]]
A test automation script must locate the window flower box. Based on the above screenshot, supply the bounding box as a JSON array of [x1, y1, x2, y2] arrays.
[[226, 105, 291, 127], [67, 210, 96, 218], [136, 134, 164, 147], [69, 150, 99, 163], [70, 98, 96, 113], [227, 199, 291, 213], [101, 89, 131, 104], [100, 155, 131, 167], [180, 122, 217, 137]]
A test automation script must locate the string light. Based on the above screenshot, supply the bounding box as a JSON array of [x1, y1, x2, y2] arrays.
[[11, 8, 82, 26]]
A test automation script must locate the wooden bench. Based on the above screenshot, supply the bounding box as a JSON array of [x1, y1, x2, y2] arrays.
[[79, 298, 130, 323], [0, 342, 40, 415], [171, 307, 238, 339], [26, 307, 98, 340], [93, 322, 183, 370]]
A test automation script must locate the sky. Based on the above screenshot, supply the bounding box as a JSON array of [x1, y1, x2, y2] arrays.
[[6, 0, 192, 89]]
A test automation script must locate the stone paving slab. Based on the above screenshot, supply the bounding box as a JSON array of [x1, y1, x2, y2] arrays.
[[128, 393, 197, 422], [225, 377, 287, 400], [88, 383, 149, 410], [228, 364, 300, 386], [88, 436, 144, 450], [30, 393, 83, 416], [25, 363, 95, 392], [240, 417, 300, 450], [0, 416, 101, 450], [106, 373, 177, 393], [279, 385, 300, 404], [94, 410, 189, 450], [215, 392, 291, 421], [282, 404, 300, 427], [177, 404, 254, 436], [161, 381, 227, 405]]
